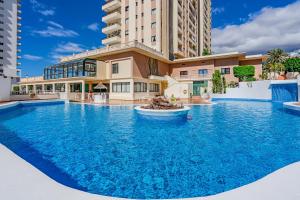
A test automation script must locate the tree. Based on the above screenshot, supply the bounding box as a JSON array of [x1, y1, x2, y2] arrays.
[[266, 48, 288, 64], [202, 48, 211, 56], [265, 48, 288, 79], [222, 76, 227, 94], [233, 65, 255, 82], [284, 57, 300, 73], [212, 70, 222, 94]]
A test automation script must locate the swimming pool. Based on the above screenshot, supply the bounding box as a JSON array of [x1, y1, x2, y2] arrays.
[[0, 101, 299, 199]]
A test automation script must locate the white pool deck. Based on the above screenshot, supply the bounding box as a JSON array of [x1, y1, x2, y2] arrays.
[[1, 144, 300, 200]]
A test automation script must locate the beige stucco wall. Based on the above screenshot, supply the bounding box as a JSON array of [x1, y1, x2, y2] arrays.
[[214, 58, 240, 82], [170, 60, 215, 78]]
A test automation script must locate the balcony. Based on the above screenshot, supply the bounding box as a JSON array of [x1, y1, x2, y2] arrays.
[[102, 11, 121, 23], [102, 23, 121, 34], [102, 35, 121, 45], [102, 0, 121, 13]]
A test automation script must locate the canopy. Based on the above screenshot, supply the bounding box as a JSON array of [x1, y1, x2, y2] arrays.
[[94, 83, 107, 90]]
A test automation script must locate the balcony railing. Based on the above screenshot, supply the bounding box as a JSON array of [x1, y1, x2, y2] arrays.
[[173, 74, 211, 81], [60, 41, 164, 62]]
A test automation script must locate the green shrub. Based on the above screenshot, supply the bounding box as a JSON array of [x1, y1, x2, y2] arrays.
[[245, 77, 256, 82], [284, 57, 300, 72], [233, 65, 255, 81], [212, 70, 222, 94]]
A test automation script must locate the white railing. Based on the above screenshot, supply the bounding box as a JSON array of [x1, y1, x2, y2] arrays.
[[172, 74, 211, 81]]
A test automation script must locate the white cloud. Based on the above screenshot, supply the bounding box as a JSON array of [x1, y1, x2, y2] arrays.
[[54, 42, 85, 53], [39, 9, 55, 16], [50, 42, 86, 61], [88, 23, 99, 31], [212, 7, 225, 15], [33, 21, 79, 37], [30, 0, 55, 16], [212, 1, 300, 54], [23, 54, 43, 61]]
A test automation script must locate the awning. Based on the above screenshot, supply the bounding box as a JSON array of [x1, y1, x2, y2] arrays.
[[94, 83, 107, 90]]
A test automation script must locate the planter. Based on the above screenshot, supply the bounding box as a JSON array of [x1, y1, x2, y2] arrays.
[[135, 106, 191, 119]]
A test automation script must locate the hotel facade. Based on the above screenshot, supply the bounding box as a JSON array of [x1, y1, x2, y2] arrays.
[[0, 0, 21, 101], [19, 41, 264, 101], [18, 0, 264, 102], [102, 0, 211, 59]]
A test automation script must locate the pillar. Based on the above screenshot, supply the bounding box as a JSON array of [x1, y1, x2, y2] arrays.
[[52, 83, 55, 93], [42, 85, 45, 94], [25, 85, 29, 94], [81, 81, 85, 101]]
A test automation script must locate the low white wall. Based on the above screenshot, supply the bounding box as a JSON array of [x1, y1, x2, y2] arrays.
[[0, 77, 11, 101], [298, 76, 300, 101], [165, 83, 190, 99], [212, 80, 272, 101], [10, 94, 59, 101]]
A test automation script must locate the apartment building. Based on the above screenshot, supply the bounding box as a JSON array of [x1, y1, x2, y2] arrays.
[[0, 0, 21, 101], [102, 0, 211, 59], [19, 41, 264, 101]]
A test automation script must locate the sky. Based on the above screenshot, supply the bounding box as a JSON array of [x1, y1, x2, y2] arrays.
[[20, 0, 300, 77]]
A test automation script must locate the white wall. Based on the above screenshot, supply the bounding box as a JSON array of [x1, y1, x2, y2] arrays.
[[212, 80, 272, 101], [0, 77, 11, 101], [298, 75, 300, 101], [165, 82, 190, 99]]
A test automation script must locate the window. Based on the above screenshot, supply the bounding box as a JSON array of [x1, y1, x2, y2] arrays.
[[125, 18, 129, 24], [151, 8, 156, 15], [125, 6, 129, 11], [151, 36, 156, 42], [198, 69, 208, 75], [221, 68, 230, 75], [112, 63, 119, 74], [180, 71, 188, 76], [151, 22, 156, 29], [149, 83, 160, 92], [125, 30, 129, 36], [112, 82, 130, 93], [134, 82, 147, 92]]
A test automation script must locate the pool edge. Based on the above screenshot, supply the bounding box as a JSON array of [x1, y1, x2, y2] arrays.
[[1, 144, 299, 200]]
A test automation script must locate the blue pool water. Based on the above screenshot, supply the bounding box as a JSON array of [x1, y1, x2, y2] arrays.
[[0, 102, 300, 199]]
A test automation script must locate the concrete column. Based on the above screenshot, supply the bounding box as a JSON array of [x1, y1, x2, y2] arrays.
[[64, 82, 69, 100], [89, 83, 92, 92], [33, 85, 37, 93], [52, 83, 55, 93], [42, 85, 45, 93], [81, 81, 85, 101], [25, 85, 29, 94]]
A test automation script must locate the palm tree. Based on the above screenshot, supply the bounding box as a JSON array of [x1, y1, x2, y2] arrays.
[[266, 48, 288, 65], [266, 49, 288, 79]]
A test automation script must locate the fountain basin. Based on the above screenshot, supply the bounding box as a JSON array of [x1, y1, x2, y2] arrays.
[[135, 106, 191, 118]]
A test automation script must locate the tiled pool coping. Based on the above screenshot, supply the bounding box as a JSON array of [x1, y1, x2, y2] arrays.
[[0, 100, 66, 113], [283, 102, 300, 114], [1, 100, 300, 199]]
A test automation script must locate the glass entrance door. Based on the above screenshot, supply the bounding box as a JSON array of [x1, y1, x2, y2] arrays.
[[193, 82, 201, 96]]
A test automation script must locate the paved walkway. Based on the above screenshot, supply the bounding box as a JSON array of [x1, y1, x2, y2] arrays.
[[1, 145, 300, 200]]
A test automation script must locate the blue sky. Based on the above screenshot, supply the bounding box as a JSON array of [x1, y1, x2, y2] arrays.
[[21, 0, 300, 77]]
